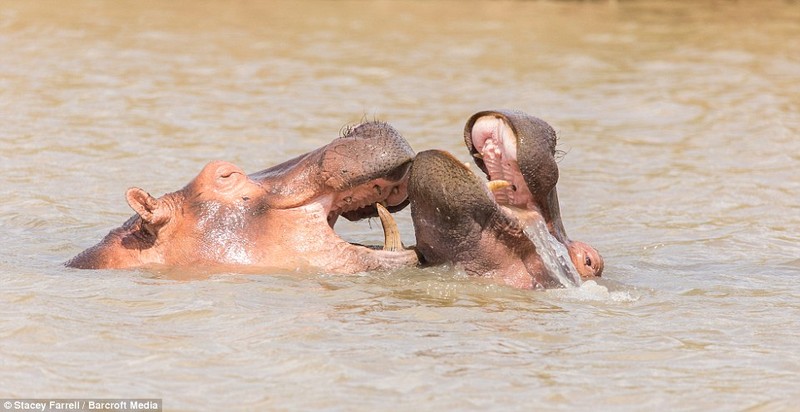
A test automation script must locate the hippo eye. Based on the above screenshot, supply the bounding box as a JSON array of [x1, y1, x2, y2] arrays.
[[585, 256, 592, 267], [242, 196, 250, 201]]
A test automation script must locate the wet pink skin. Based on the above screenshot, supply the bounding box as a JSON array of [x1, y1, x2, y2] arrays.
[[66, 122, 419, 274], [568, 241, 604, 279]]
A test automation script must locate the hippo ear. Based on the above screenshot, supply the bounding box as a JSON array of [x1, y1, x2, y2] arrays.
[[125, 187, 169, 227]]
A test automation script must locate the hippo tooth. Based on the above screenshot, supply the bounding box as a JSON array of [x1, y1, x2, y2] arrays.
[[486, 180, 512, 192], [376, 202, 403, 252]]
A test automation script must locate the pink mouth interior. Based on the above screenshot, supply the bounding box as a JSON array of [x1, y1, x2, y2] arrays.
[[471, 115, 583, 287], [320, 177, 408, 228], [471, 116, 535, 210]]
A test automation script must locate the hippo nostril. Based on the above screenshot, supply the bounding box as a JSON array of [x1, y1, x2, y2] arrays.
[[585, 256, 592, 267], [511, 185, 517, 192]]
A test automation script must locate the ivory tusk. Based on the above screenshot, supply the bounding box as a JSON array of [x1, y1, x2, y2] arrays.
[[486, 180, 512, 192], [376, 202, 403, 252]]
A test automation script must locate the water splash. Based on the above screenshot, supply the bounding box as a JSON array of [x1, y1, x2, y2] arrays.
[[548, 280, 641, 303], [522, 218, 582, 288]]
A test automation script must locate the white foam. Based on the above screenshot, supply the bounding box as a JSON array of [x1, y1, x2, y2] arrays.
[[547, 280, 641, 302]]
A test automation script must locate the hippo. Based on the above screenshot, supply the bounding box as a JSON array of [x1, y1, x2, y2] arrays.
[[408, 110, 603, 289], [66, 121, 419, 274]]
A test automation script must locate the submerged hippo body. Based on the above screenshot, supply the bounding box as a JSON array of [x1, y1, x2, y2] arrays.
[[67, 122, 418, 273], [408, 110, 603, 289]]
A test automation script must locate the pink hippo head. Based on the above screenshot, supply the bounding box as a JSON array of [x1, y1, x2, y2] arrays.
[[67, 121, 419, 274]]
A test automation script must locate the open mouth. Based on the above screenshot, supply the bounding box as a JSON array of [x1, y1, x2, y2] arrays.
[[467, 114, 583, 287], [470, 115, 537, 211], [321, 165, 412, 253]]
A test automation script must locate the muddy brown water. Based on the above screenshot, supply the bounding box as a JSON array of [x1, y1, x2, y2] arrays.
[[1, 1, 799, 410]]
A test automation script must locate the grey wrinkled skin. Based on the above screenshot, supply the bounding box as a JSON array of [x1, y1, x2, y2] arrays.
[[408, 150, 555, 289]]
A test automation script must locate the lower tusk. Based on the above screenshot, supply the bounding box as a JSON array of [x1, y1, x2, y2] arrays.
[[376, 202, 403, 252], [486, 180, 512, 192]]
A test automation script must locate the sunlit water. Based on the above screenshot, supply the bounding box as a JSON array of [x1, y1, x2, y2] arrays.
[[1, 1, 799, 410]]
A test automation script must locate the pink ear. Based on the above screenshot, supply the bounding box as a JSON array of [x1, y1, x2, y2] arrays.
[[209, 160, 247, 194], [125, 187, 169, 226]]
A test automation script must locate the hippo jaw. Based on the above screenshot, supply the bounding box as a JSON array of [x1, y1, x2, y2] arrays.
[[270, 195, 416, 274], [465, 111, 561, 233], [322, 172, 410, 253], [408, 150, 572, 290], [464, 110, 603, 279], [302, 166, 416, 258], [246, 120, 419, 273]]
